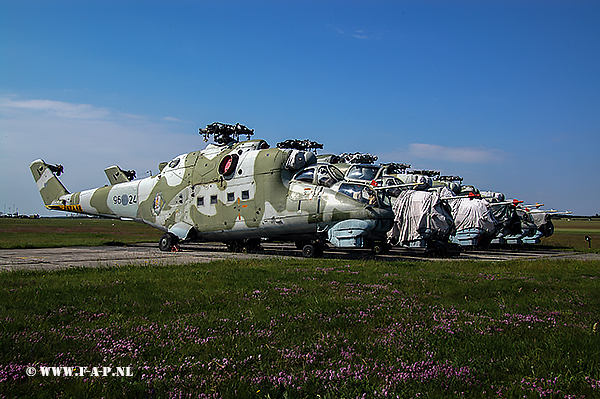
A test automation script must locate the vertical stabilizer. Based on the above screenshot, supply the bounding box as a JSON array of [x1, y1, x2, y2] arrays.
[[104, 165, 136, 185], [30, 159, 70, 207]]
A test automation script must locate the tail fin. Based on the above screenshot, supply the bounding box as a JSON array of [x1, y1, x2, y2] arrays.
[[30, 159, 70, 207], [104, 165, 136, 185]]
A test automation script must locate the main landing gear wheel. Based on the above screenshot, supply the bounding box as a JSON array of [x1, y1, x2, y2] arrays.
[[226, 240, 244, 253], [243, 238, 263, 253], [372, 242, 391, 255], [159, 233, 180, 252], [226, 239, 263, 253], [302, 243, 324, 258]]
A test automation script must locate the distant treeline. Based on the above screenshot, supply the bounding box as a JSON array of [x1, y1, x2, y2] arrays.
[[553, 215, 600, 220]]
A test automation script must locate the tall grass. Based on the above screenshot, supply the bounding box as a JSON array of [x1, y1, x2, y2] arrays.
[[1, 258, 599, 398]]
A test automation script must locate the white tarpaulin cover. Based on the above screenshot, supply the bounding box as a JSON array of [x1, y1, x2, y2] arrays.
[[441, 189, 498, 234], [531, 211, 553, 237], [531, 211, 550, 230], [387, 190, 454, 244]]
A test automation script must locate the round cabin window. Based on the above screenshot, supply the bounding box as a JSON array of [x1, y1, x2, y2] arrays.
[[219, 154, 239, 176]]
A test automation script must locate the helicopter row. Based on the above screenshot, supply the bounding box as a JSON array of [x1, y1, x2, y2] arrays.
[[31, 123, 567, 257], [324, 155, 569, 250]]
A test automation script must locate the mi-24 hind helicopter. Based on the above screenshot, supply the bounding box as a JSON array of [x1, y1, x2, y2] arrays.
[[30, 123, 394, 258], [319, 154, 455, 252]]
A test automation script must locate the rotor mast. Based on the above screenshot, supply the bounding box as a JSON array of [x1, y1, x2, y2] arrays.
[[199, 122, 255, 145]]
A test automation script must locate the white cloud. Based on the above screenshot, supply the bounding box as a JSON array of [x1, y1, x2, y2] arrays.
[[351, 30, 370, 40], [0, 96, 202, 215], [0, 98, 110, 120], [334, 27, 377, 40], [407, 143, 505, 164], [118, 112, 148, 120], [162, 116, 191, 123]]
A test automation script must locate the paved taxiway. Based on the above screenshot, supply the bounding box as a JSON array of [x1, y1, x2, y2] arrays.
[[1, 242, 598, 272]]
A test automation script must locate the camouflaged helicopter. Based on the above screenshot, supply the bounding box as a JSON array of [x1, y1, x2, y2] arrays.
[[327, 154, 528, 250], [30, 123, 394, 257]]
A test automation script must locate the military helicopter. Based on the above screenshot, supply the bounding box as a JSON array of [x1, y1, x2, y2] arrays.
[[30, 123, 394, 257], [329, 150, 568, 249], [426, 175, 523, 248], [435, 180, 562, 247], [318, 153, 455, 252], [519, 206, 571, 244], [497, 201, 570, 245]]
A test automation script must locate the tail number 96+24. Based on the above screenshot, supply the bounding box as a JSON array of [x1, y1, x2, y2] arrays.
[[113, 194, 137, 206]]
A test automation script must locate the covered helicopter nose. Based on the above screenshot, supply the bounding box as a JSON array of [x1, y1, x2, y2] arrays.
[[449, 182, 461, 195]]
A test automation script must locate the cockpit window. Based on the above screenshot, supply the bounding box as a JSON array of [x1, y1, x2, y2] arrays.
[[346, 165, 378, 181], [294, 168, 314, 183], [338, 183, 378, 206], [329, 165, 345, 181], [294, 165, 344, 187], [168, 158, 181, 168], [385, 178, 400, 186], [316, 165, 343, 187], [374, 178, 401, 206]]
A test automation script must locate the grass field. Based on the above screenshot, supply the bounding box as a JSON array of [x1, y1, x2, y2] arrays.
[[1, 259, 599, 398], [543, 219, 600, 253], [1, 217, 600, 397], [0, 217, 162, 249]]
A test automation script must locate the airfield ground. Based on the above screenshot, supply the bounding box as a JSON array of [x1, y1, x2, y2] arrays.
[[1, 217, 599, 271], [1, 241, 599, 272]]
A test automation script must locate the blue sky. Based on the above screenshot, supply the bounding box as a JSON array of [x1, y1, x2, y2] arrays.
[[1, 1, 599, 216]]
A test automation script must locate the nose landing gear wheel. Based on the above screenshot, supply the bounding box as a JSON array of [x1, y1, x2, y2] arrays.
[[159, 233, 179, 252], [302, 243, 324, 258]]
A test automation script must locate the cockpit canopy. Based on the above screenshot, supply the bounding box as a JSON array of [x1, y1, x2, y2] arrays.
[[346, 165, 380, 182], [292, 164, 393, 208], [293, 164, 345, 188], [337, 183, 378, 206]]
